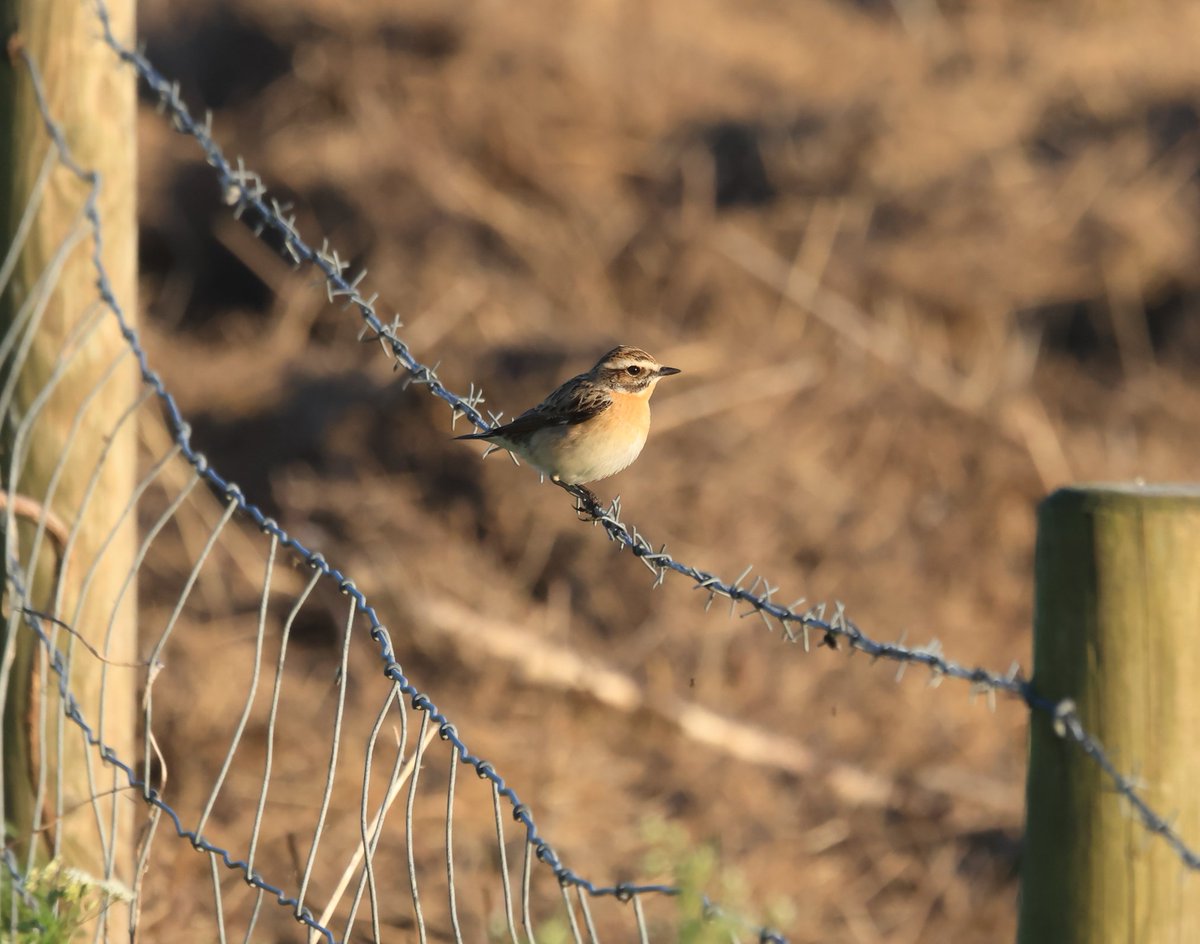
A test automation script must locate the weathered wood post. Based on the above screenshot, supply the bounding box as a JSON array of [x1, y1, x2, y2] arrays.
[[1019, 485, 1200, 942], [0, 0, 137, 913]]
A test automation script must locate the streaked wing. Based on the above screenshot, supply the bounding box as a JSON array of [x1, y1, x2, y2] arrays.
[[486, 374, 611, 439], [539, 374, 612, 424], [455, 373, 613, 442]]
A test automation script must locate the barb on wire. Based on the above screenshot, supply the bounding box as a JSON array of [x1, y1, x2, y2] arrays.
[[1, 848, 39, 917], [85, 0, 1200, 880], [18, 35, 788, 944], [88, 0, 1024, 699], [6, 563, 338, 943], [1052, 701, 1200, 870]]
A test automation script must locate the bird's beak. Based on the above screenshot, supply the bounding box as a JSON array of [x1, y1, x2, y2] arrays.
[[657, 366, 682, 376]]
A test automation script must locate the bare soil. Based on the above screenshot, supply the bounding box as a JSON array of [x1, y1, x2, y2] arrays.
[[127, 0, 1200, 940]]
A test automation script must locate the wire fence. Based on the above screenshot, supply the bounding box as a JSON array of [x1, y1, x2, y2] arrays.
[[1, 2, 1199, 941], [2, 20, 781, 944]]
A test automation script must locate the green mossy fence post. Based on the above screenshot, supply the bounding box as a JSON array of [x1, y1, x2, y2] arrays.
[[1019, 485, 1200, 943]]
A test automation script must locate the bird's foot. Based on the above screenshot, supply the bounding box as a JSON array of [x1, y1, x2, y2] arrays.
[[549, 476, 602, 520], [571, 485, 603, 520]]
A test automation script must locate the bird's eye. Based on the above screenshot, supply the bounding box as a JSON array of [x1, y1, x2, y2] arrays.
[[626, 365, 642, 375]]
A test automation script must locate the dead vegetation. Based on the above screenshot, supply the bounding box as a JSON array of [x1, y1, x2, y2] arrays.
[[128, 0, 1200, 939]]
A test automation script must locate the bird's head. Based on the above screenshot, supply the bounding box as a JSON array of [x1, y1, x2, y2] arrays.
[[591, 346, 681, 396]]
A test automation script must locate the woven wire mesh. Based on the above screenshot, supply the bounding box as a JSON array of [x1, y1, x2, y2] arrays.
[[1, 5, 1199, 943], [0, 39, 766, 944]]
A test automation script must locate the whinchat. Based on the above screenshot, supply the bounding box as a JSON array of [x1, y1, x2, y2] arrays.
[[455, 346, 681, 488]]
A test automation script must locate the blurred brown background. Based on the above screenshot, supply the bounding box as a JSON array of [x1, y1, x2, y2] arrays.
[[130, 0, 1200, 940]]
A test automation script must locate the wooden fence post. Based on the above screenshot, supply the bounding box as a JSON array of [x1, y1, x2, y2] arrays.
[[0, 0, 137, 909], [1018, 485, 1200, 942]]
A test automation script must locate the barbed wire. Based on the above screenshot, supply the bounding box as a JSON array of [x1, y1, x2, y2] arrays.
[[1050, 700, 1200, 869], [11, 36, 789, 944], [90, 0, 1027, 700], [83, 0, 1200, 879], [6, 11, 1197, 943], [1, 847, 38, 918], [5, 562, 339, 943]]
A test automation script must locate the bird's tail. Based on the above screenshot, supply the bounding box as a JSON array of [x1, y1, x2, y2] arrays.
[[453, 430, 492, 440]]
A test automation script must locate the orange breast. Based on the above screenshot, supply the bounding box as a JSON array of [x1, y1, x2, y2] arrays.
[[525, 392, 652, 484]]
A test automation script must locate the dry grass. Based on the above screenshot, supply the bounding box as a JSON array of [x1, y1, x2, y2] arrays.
[[126, 0, 1200, 939]]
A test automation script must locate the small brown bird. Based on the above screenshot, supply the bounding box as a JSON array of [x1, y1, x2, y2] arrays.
[[455, 346, 681, 486]]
